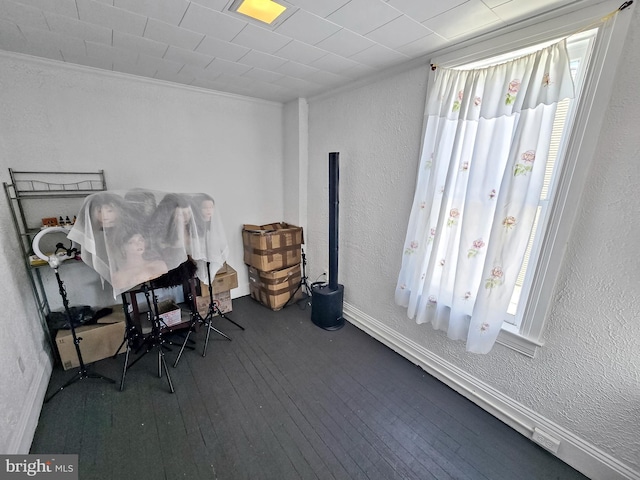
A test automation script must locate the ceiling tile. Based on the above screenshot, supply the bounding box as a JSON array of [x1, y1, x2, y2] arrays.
[[12, 0, 78, 18], [133, 53, 166, 75], [179, 3, 246, 41], [0, 18, 26, 45], [275, 60, 319, 79], [163, 45, 213, 69], [195, 35, 250, 62], [15, 36, 65, 60], [482, 0, 511, 8], [2, 0, 49, 30], [315, 28, 375, 57], [307, 69, 350, 87], [241, 66, 284, 83], [143, 18, 204, 50], [205, 56, 252, 76], [421, 0, 502, 40], [284, 0, 351, 18], [310, 51, 362, 74], [45, 11, 112, 45], [179, 63, 221, 81], [73, 54, 114, 70], [21, 25, 86, 57], [56, 52, 94, 69], [348, 43, 409, 68], [253, 83, 298, 102], [113, 30, 167, 58], [231, 23, 292, 55], [154, 67, 195, 86], [189, 0, 229, 13], [191, 77, 225, 90], [215, 72, 255, 88], [327, 0, 402, 35], [272, 75, 323, 94], [491, 0, 562, 22], [339, 62, 377, 79], [273, 39, 327, 64], [386, 0, 469, 23], [365, 14, 432, 49], [76, 0, 147, 36], [275, 9, 341, 46], [395, 31, 448, 57], [114, 0, 190, 26], [114, 57, 160, 78], [237, 49, 288, 71], [150, 55, 184, 75], [86, 39, 138, 64]]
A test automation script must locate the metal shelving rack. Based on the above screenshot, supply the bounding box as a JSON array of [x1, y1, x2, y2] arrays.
[[3, 169, 107, 350]]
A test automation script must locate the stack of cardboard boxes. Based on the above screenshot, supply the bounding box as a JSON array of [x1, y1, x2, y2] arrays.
[[242, 222, 304, 311], [195, 262, 238, 317]]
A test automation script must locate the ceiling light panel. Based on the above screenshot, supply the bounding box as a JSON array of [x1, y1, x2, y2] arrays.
[[239, 0, 285, 24], [226, 0, 297, 29]]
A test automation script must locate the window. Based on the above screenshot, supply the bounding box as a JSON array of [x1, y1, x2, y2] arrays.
[[503, 32, 595, 325], [425, 1, 632, 356], [455, 32, 597, 328]]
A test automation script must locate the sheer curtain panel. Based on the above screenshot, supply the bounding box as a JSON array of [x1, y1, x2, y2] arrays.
[[396, 40, 575, 354]]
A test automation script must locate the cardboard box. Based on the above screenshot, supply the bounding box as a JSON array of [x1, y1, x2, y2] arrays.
[[200, 263, 238, 297], [135, 301, 190, 334], [248, 264, 303, 311], [196, 290, 232, 317], [242, 223, 303, 272], [158, 302, 182, 328], [56, 318, 126, 370], [96, 306, 127, 324], [216, 262, 231, 275]]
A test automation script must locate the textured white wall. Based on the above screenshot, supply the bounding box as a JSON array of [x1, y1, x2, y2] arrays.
[[283, 98, 309, 231], [0, 53, 284, 303], [306, 5, 640, 474], [0, 202, 50, 453], [0, 53, 284, 452]]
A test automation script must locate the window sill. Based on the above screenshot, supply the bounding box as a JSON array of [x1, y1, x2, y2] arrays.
[[497, 324, 544, 358]]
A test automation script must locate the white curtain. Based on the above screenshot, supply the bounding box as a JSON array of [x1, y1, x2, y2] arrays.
[[396, 40, 575, 354]]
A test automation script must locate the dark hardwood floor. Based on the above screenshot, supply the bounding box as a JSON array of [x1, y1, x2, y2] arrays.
[[30, 295, 588, 480]]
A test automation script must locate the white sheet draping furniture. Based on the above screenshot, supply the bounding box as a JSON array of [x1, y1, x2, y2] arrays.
[[396, 40, 575, 354], [68, 189, 228, 297]]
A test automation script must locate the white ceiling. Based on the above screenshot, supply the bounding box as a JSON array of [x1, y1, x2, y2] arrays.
[[1, 0, 590, 103]]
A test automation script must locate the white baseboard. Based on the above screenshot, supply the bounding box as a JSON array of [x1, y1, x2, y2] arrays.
[[343, 302, 639, 480], [8, 349, 53, 454]]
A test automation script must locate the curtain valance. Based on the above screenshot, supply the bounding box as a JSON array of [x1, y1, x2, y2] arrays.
[[427, 40, 575, 121]]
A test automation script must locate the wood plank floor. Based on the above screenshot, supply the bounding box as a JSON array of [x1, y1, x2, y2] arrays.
[[30, 295, 588, 480]]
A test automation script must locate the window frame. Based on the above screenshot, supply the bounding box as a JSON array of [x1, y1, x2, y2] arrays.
[[505, 32, 595, 326], [429, 0, 633, 357]]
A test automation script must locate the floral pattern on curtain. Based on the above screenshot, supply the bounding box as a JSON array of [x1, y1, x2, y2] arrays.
[[396, 40, 575, 354]]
